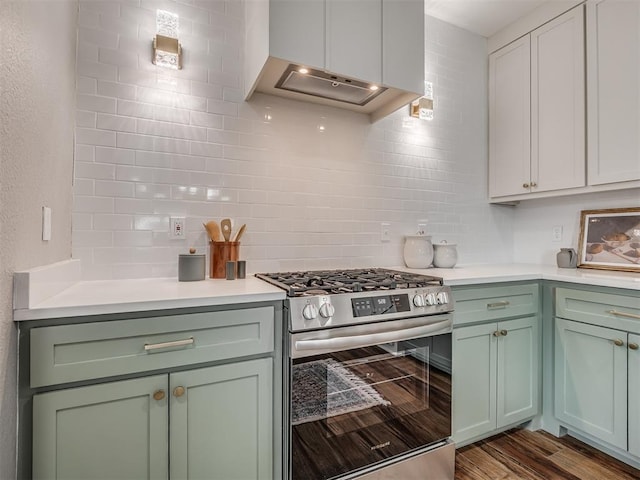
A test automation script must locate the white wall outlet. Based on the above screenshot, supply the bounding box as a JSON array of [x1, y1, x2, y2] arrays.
[[552, 225, 563, 242], [381, 223, 391, 242], [42, 206, 52, 241], [417, 223, 427, 235], [170, 217, 186, 239]]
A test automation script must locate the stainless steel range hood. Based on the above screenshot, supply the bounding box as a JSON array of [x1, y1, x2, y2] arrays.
[[246, 57, 421, 123]]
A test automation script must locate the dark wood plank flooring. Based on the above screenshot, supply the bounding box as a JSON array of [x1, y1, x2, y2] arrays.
[[456, 428, 640, 480]]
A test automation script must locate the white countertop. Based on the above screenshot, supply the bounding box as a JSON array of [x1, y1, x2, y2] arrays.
[[13, 263, 639, 321]]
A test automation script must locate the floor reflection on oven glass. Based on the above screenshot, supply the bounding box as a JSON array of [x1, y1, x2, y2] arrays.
[[291, 343, 451, 480]]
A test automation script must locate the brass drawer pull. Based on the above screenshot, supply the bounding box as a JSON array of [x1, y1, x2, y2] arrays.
[[144, 337, 194, 352], [493, 330, 501, 337], [500, 330, 508, 336], [487, 301, 510, 309], [612, 339, 624, 347], [629, 343, 639, 351], [607, 310, 640, 321]]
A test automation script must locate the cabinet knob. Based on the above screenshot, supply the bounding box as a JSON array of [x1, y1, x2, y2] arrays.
[[153, 390, 165, 401], [530, 182, 537, 188], [522, 183, 530, 188], [500, 330, 508, 336], [173, 386, 186, 397], [629, 343, 639, 351], [493, 330, 502, 337], [612, 339, 624, 347]]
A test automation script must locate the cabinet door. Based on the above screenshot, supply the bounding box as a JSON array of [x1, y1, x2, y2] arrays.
[[489, 36, 531, 198], [531, 6, 586, 193], [452, 323, 497, 444], [497, 316, 539, 428], [554, 318, 627, 450], [33, 376, 168, 480], [587, 0, 640, 185], [629, 333, 640, 458], [382, 0, 424, 94], [170, 358, 273, 480], [326, 0, 382, 83]]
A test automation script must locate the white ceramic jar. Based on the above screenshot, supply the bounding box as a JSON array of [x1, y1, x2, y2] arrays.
[[433, 241, 458, 268], [403, 235, 433, 268]]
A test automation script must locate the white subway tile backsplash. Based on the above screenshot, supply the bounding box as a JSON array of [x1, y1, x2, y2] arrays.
[[97, 114, 137, 133], [116, 165, 154, 182], [75, 162, 116, 180], [116, 132, 154, 150], [77, 61, 118, 82], [98, 47, 139, 68], [78, 26, 118, 49], [115, 198, 153, 214], [95, 180, 135, 198], [94, 213, 134, 231], [117, 100, 155, 119], [76, 127, 116, 147], [77, 111, 97, 128]]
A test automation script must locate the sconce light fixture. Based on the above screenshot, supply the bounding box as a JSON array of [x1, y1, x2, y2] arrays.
[[410, 81, 434, 120], [152, 10, 182, 70]]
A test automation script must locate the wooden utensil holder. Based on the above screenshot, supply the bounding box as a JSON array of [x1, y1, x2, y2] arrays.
[[210, 241, 240, 278]]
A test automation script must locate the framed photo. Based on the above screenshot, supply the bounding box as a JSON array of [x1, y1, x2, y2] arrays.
[[578, 207, 640, 272]]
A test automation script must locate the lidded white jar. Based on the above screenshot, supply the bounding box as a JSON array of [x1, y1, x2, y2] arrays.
[[403, 235, 433, 269], [433, 241, 458, 268]]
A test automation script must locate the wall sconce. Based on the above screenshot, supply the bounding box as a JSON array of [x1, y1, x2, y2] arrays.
[[152, 10, 182, 70], [410, 81, 434, 120]]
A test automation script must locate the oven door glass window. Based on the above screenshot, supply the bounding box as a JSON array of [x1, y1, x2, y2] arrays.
[[290, 333, 451, 480]]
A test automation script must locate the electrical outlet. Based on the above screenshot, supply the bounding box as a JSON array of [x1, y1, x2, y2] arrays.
[[552, 225, 563, 242], [381, 223, 390, 242], [170, 217, 186, 239], [417, 223, 427, 235]]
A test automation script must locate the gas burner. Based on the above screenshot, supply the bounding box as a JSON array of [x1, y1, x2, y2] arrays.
[[255, 268, 443, 297]]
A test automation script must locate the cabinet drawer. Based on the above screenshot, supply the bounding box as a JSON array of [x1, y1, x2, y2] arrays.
[[31, 306, 275, 388], [453, 284, 539, 326], [556, 288, 640, 333]]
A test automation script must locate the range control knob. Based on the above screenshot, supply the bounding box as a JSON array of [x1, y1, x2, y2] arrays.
[[436, 292, 449, 305], [319, 303, 335, 318], [425, 293, 437, 306], [302, 304, 319, 320], [413, 294, 426, 307]]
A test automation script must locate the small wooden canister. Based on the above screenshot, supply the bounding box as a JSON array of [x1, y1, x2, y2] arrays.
[[210, 241, 240, 278]]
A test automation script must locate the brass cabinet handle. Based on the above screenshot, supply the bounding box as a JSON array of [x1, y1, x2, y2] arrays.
[[153, 390, 166, 401], [173, 386, 186, 398], [612, 339, 624, 347], [607, 310, 640, 320], [500, 330, 508, 336], [629, 343, 639, 351], [487, 301, 510, 309], [530, 182, 537, 188], [493, 330, 502, 337], [523, 183, 530, 188], [144, 337, 194, 352]]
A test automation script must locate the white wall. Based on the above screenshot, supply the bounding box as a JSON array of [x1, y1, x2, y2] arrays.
[[0, 0, 77, 476], [72, 1, 514, 279], [513, 188, 640, 265]]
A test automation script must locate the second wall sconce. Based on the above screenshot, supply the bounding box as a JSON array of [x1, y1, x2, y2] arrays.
[[152, 10, 182, 70], [410, 81, 434, 120]]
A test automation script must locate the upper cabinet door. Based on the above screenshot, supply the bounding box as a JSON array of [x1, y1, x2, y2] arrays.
[[587, 0, 640, 185], [382, 0, 424, 94], [269, 0, 325, 69], [326, 0, 382, 83], [489, 36, 531, 198], [531, 6, 586, 193]]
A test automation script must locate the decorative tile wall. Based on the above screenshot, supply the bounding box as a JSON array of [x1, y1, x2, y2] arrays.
[[73, 0, 515, 279]]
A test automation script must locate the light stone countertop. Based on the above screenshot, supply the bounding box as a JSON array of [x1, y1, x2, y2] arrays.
[[13, 263, 639, 321]]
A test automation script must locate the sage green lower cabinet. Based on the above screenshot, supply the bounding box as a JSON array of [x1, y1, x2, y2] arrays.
[[453, 316, 539, 444], [629, 333, 640, 458], [554, 318, 628, 450], [170, 359, 272, 480], [33, 375, 169, 480]]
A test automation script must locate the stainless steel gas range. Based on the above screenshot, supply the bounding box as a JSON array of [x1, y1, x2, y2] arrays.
[[255, 268, 455, 480]]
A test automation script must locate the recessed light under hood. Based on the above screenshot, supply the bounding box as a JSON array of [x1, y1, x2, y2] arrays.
[[276, 65, 386, 106]]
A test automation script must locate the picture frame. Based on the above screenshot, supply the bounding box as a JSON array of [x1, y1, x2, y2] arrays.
[[578, 207, 640, 272]]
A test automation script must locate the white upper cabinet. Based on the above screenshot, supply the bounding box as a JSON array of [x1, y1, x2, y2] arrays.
[[489, 6, 585, 201], [245, 0, 424, 122], [587, 0, 640, 185]]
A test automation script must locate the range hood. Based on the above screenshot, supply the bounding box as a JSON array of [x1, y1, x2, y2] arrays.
[[244, 0, 425, 123], [246, 57, 422, 123]]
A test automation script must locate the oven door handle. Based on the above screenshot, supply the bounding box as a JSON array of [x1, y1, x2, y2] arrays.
[[294, 318, 452, 353]]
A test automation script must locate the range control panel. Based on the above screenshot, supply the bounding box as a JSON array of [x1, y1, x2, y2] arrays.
[[352, 294, 411, 317]]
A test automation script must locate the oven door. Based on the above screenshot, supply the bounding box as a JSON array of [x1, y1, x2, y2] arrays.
[[289, 315, 452, 480]]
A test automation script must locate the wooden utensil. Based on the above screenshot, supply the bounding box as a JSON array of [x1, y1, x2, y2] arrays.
[[233, 224, 246, 242], [220, 218, 232, 242], [203, 221, 222, 242]]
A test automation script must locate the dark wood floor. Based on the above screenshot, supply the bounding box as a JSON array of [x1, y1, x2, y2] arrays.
[[456, 428, 640, 480]]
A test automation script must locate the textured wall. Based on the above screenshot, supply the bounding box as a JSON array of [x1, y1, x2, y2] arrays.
[[72, 1, 514, 279], [0, 1, 76, 476]]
